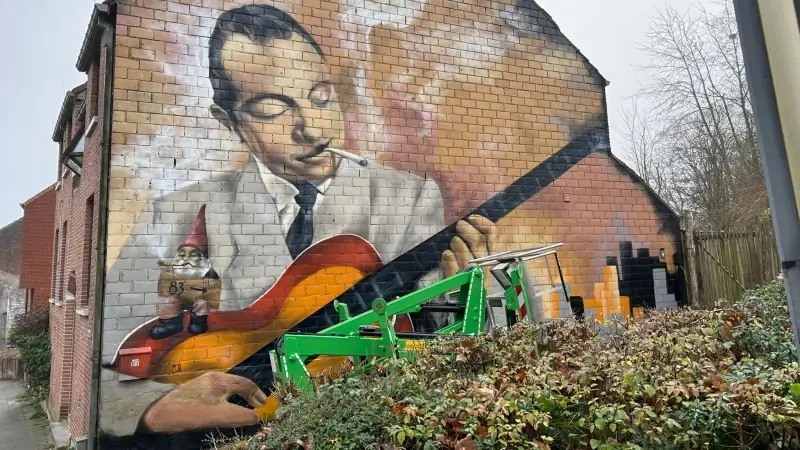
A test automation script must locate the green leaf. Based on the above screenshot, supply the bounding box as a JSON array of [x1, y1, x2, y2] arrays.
[[791, 384, 800, 399], [396, 431, 405, 445], [594, 418, 605, 431], [591, 439, 602, 449]]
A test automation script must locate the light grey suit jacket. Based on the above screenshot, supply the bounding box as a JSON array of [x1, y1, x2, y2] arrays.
[[100, 157, 445, 436]]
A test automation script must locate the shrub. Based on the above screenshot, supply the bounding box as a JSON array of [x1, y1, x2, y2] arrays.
[[8, 309, 51, 402], [229, 281, 800, 449]]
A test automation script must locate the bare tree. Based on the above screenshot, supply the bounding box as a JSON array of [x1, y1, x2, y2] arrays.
[[619, 0, 768, 229], [617, 98, 684, 212]]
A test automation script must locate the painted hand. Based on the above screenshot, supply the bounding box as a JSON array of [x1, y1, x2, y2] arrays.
[[142, 371, 267, 433], [442, 215, 498, 288]]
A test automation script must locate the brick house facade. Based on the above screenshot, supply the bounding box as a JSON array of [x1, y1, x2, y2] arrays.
[[51, 1, 685, 449], [19, 184, 57, 313], [49, 4, 112, 447]]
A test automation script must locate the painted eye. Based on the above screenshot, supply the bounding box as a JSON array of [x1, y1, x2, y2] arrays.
[[308, 84, 332, 107], [247, 98, 291, 118], [177, 250, 186, 258], [190, 250, 201, 259]]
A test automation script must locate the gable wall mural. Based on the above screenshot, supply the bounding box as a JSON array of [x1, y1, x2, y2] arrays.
[[98, 0, 683, 446]]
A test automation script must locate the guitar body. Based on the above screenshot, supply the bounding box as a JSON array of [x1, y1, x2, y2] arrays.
[[113, 235, 383, 383]]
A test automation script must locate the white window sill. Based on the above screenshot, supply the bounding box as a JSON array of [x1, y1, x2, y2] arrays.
[[86, 116, 99, 137], [49, 298, 55, 304], [76, 307, 90, 317], [54, 300, 64, 307]]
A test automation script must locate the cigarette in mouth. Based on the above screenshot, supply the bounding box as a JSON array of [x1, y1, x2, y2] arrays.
[[325, 147, 369, 167], [295, 146, 369, 167]]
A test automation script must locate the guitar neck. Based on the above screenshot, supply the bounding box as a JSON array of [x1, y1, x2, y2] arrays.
[[338, 127, 607, 312]]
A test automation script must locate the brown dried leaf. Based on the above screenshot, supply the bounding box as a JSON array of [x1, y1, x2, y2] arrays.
[[446, 418, 465, 432], [710, 375, 727, 391], [476, 387, 496, 398], [455, 436, 477, 450]]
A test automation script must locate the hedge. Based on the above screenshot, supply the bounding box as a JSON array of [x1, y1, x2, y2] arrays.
[[8, 309, 51, 402], [223, 281, 800, 450]]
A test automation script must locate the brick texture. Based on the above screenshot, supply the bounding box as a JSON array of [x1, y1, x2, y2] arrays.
[[86, 0, 684, 445], [49, 32, 107, 440], [20, 185, 56, 312]]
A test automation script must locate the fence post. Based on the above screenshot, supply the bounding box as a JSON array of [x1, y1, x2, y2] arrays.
[[683, 212, 700, 307]]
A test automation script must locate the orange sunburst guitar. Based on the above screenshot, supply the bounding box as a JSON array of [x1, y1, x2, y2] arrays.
[[112, 234, 386, 381], [111, 128, 603, 419]]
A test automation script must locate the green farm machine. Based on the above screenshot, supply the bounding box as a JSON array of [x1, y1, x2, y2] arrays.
[[270, 244, 570, 394]]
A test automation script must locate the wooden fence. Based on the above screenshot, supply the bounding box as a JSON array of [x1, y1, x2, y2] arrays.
[[685, 220, 782, 308], [0, 354, 21, 380]]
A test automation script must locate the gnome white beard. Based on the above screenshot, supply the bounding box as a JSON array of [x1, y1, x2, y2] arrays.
[[171, 256, 212, 279]]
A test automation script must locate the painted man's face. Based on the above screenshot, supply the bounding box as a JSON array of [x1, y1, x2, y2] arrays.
[[221, 32, 346, 182]]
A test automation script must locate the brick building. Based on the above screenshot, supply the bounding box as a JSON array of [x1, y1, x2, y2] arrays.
[[19, 185, 57, 313], [48, 4, 112, 448], [52, 1, 684, 449]]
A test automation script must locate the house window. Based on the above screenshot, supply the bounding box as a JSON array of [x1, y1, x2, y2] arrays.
[[82, 196, 94, 307]]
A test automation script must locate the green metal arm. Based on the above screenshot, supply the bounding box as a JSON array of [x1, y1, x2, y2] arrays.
[[319, 268, 482, 336], [271, 266, 501, 394]]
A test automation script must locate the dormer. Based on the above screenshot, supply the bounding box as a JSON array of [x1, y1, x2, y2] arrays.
[[52, 84, 87, 179]]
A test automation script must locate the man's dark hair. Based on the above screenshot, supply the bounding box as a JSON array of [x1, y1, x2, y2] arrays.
[[209, 5, 325, 116]]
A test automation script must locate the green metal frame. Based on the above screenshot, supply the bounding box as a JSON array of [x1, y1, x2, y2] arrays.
[[271, 265, 530, 394]]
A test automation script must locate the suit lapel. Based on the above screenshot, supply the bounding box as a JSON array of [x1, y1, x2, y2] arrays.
[[228, 158, 294, 308]]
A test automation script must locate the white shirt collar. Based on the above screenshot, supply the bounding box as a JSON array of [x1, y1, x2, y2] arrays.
[[253, 156, 334, 215]]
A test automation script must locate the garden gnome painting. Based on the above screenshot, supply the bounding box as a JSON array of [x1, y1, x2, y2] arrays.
[[150, 205, 221, 340]]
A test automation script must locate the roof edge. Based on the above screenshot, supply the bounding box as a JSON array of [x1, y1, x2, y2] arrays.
[[76, 3, 113, 73], [0, 217, 24, 236], [607, 150, 681, 220], [51, 83, 88, 142], [517, 0, 609, 86], [51, 91, 76, 142], [20, 183, 57, 209]]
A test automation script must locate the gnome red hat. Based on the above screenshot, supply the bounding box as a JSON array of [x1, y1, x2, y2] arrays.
[[182, 204, 208, 256]]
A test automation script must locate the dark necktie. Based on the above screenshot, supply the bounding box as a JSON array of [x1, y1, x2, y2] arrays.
[[286, 181, 318, 259]]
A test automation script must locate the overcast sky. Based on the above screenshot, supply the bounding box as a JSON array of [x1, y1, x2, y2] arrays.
[[0, 0, 703, 227]]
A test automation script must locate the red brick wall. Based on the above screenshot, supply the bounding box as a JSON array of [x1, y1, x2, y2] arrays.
[[49, 29, 107, 439], [20, 186, 56, 312]]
